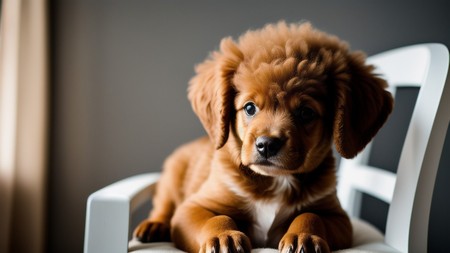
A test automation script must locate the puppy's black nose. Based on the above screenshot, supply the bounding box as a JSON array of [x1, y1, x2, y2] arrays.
[[255, 136, 284, 158]]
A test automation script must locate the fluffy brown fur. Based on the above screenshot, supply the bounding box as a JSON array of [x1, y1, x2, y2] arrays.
[[134, 22, 393, 253]]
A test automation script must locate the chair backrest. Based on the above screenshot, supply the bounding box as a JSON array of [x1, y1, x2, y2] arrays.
[[337, 43, 450, 253]]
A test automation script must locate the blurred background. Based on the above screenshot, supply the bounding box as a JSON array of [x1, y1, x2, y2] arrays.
[[1, 1, 450, 253]]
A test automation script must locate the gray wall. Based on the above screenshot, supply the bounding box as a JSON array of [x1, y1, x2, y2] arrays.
[[49, 1, 450, 252]]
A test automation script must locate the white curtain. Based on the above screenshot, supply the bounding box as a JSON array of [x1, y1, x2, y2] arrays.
[[0, 0, 48, 253]]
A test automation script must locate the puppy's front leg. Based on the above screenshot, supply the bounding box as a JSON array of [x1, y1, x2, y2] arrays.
[[279, 213, 330, 253], [171, 201, 252, 253]]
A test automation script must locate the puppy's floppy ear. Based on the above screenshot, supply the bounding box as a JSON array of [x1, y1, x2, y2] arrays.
[[188, 38, 243, 149], [333, 52, 394, 158]]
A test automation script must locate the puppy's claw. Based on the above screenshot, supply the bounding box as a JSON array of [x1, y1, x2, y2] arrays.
[[279, 233, 329, 253], [236, 245, 245, 253], [133, 220, 170, 242], [200, 231, 251, 253], [288, 245, 295, 253]]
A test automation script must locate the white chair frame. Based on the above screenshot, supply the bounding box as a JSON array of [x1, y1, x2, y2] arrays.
[[338, 43, 450, 253], [84, 43, 450, 253]]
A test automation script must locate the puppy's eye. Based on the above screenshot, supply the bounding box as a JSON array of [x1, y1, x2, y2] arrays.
[[244, 102, 258, 117], [295, 106, 316, 123]]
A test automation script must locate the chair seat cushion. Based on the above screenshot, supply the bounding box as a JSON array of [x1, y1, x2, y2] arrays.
[[129, 218, 387, 253]]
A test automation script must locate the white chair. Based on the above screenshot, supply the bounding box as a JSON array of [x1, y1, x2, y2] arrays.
[[83, 43, 450, 253], [337, 43, 450, 253]]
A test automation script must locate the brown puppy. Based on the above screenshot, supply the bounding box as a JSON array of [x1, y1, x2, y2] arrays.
[[134, 22, 393, 253]]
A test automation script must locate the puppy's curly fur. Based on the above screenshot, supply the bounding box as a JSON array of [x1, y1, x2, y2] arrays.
[[134, 22, 393, 253]]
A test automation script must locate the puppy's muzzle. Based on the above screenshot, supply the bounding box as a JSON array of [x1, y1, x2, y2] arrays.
[[255, 136, 284, 159]]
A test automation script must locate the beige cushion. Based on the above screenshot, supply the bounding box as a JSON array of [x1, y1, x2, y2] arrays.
[[129, 218, 387, 253]]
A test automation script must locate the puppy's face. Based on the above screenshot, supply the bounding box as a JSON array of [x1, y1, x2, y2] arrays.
[[234, 71, 333, 176], [188, 22, 393, 176]]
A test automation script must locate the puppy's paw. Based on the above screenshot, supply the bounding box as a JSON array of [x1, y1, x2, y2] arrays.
[[278, 233, 330, 253], [133, 220, 170, 242], [199, 230, 251, 253]]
